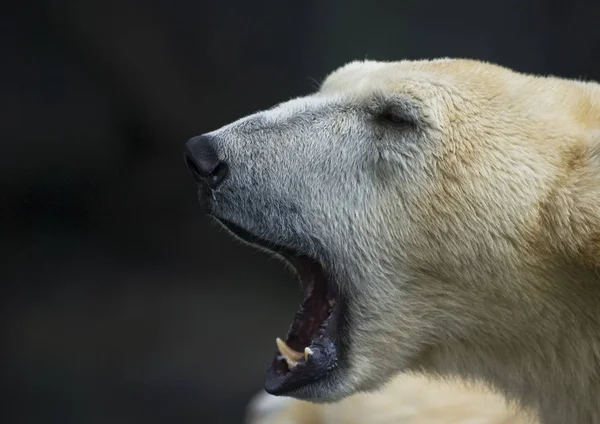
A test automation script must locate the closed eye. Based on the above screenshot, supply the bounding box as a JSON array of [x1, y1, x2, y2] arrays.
[[370, 93, 421, 129], [379, 110, 411, 126]]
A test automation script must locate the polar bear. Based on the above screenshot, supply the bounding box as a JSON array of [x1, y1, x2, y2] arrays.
[[184, 59, 600, 424]]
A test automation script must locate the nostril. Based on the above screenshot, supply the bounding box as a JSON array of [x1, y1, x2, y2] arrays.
[[184, 151, 228, 188], [208, 161, 229, 187], [184, 153, 203, 182]]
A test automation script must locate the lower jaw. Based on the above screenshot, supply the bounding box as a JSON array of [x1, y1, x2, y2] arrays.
[[264, 285, 348, 397], [264, 335, 339, 396], [264, 304, 343, 396]]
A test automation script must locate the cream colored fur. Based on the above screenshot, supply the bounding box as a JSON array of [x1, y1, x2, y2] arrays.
[[318, 59, 600, 423], [246, 375, 535, 424]]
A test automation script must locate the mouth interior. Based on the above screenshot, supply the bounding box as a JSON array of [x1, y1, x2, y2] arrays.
[[275, 254, 337, 368], [215, 219, 340, 392]]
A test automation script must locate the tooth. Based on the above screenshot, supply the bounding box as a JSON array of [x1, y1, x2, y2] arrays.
[[276, 338, 303, 361], [304, 347, 313, 361], [276, 338, 303, 369], [328, 299, 336, 308]]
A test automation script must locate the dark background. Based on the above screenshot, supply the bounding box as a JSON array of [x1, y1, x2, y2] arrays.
[[3, 1, 600, 423]]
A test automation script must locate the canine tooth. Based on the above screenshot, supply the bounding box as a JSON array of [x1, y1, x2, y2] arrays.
[[328, 299, 336, 308], [304, 347, 313, 361], [276, 338, 303, 362]]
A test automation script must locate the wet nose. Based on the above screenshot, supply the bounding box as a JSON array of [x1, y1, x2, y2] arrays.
[[184, 135, 229, 188]]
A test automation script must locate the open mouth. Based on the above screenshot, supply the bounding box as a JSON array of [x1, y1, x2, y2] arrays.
[[214, 219, 342, 396]]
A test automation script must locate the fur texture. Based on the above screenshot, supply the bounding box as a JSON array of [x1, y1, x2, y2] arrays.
[[202, 58, 600, 423], [246, 375, 534, 424]]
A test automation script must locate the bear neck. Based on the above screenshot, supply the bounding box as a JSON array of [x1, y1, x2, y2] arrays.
[[416, 268, 600, 424]]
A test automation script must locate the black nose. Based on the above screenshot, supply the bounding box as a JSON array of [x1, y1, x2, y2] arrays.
[[184, 135, 229, 188]]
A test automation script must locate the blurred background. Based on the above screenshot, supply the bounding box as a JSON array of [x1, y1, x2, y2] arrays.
[[3, 1, 600, 423]]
